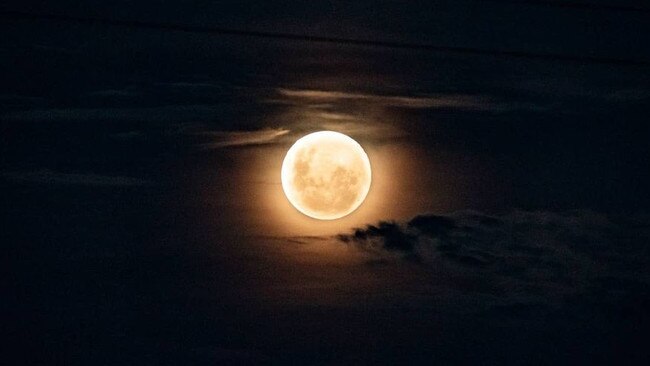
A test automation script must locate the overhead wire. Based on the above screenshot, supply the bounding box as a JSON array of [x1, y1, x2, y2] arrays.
[[1, 9, 648, 67]]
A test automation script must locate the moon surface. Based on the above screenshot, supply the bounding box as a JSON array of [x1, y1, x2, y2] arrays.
[[281, 131, 372, 220]]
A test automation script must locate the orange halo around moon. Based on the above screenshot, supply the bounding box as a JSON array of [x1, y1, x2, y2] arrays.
[[281, 131, 372, 220]]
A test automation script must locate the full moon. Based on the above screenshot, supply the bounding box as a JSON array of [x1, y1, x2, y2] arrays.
[[281, 131, 372, 220]]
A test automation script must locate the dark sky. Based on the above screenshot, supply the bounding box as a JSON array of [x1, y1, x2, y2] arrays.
[[2, 1, 650, 364]]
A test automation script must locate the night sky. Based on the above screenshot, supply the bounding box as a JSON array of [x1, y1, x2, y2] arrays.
[[3, 1, 650, 364]]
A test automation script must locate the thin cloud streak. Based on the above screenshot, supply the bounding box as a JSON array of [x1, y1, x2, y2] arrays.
[[1, 169, 154, 186], [2, 105, 225, 123], [277, 88, 500, 110], [198, 128, 290, 149], [86, 88, 140, 98]]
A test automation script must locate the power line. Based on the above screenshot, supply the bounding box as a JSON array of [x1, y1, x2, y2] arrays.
[[481, 0, 650, 14], [1, 9, 648, 67]]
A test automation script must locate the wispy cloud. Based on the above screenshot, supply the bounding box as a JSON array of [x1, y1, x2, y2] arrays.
[[156, 81, 227, 89], [319, 120, 405, 139], [262, 101, 408, 141], [31, 44, 81, 55], [277, 88, 497, 110], [606, 89, 650, 102], [1, 169, 153, 187], [86, 87, 141, 98], [0, 94, 47, 108], [197, 128, 290, 149], [2, 105, 224, 123]]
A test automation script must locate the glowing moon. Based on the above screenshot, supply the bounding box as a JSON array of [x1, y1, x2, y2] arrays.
[[281, 131, 372, 220]]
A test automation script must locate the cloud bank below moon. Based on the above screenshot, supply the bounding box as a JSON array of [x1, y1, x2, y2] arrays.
[[334, 210, 650, 311]]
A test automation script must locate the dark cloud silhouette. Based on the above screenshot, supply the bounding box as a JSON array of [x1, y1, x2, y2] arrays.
[[338, 221, 416, 252], [407, 214, 458, 237], [338, 210, 650, 312]]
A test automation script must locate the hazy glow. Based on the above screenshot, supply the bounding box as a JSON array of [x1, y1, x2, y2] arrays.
[[281, 131, 372, 220]]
